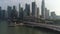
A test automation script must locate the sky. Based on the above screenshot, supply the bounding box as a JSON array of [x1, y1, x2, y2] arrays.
[[0, 0, 60, 15]]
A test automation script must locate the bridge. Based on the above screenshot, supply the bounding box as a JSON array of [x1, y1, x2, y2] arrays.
[[23, 22, 60, 32], [8, 19, 60, 32], [7, 16, 60, 32], [24, 22, 60, 32]]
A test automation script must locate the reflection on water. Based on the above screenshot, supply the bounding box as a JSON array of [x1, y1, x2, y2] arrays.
[[0, 20, 60, 34]]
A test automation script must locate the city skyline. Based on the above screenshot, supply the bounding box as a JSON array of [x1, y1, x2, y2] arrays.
[[0, 0, 60, 15], [0, 2, 40, 19]]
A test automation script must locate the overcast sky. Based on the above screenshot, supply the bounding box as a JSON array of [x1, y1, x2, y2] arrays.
[[0, 0, 60, 15]]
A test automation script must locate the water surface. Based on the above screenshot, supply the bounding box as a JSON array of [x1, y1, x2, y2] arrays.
[[0, 20, 60, 34]]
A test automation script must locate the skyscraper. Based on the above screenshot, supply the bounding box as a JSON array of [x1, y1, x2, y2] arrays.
[[35, 5, 38, 17], [32, 2, 36, 16], [19, 4, 21, 18], [37, 7, 39, 18], [11, 6, 18, 18], [41, 0, 45, 19], [7, 6, 12, 19], [45, 8, 49, 19], [1, 10, 6, 19], [0, 7, 2, 18], [24, 4, 30, 16], [19, 4, 21, 12], [19, 8, 24, 20]]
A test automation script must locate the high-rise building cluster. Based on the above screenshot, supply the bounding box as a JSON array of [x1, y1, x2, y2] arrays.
[[0, 0, 57, 20], [41, 0, 50, 19], [0, 7, 6, 19], [41, 0, 56, 20], [0, 1, 40, 20]]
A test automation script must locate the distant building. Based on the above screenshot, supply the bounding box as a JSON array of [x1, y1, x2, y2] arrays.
[[7, 6, 12, 18], [32, 2, 37, 17], [19, 4, 21, 13], [45, 8, 49, 19], [47, 10, 49, 19], [11, 6, 18, 18], [19, 8, 24, 19], [35, 5, 38, 17], [37, 7, 40, 18], [0, 7, 2, 18], [24, 4, 30, 16], [1, 10, 6, 19], [51, 12, 56, 19], [32, 2, 36, 16], [20, 8, 24, 18], [19, 4, 21, 18], [19, 4, 24, 19], [55, 16, 60, 19], [41, 0, 45, 19]]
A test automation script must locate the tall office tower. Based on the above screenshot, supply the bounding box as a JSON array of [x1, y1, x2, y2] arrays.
[[19, 4, 21, 18], [11, 6, 18, 18], [37, 7, 39, 18], [41, 0, 45, 19], [1, 10, 6, 19], [35, 5, 38, 17], [24, 4, 30, 16], [7, 6, 12, 19], [45, 8, 49, 19], [19, 8, 24, 20], [0, 7, 2, 18], [46, 10, 49, 19], [32, 2, 36, 16], [51, 12, 56, 19]]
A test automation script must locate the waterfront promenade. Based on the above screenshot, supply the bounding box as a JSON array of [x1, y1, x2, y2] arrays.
[[8, 18, 60, 32], [23, 22, 60, 32]]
